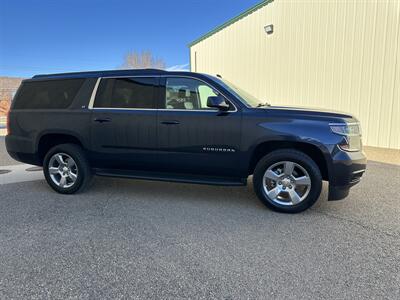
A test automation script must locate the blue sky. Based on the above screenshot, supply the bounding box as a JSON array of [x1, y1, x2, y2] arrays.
[[0, 0, 261, 78]]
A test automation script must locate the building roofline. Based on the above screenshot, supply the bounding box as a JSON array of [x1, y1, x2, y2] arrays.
[[188, 0, 274, 47]]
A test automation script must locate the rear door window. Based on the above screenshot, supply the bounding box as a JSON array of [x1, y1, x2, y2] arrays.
[[94, 77, 157, 109], [13, 79, 85, 109]]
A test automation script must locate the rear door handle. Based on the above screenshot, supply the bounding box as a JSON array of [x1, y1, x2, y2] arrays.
[[161, 120, 180, 125], [94, 117, 112, 123]]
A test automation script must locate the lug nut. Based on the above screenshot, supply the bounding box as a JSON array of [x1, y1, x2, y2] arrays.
[[289, 185, 292, 189], [278, 181, 282, 185], [282, 186, 286, 190]]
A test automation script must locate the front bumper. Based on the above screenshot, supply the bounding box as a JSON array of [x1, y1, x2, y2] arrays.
[[328, 148, 367, 201]]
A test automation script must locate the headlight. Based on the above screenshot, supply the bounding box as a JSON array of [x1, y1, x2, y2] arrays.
[[330, 123, 361, 136], [330, 122, 362, 152]]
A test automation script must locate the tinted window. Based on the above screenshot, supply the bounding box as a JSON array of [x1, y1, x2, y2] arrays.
[[94, 77, 156, 109], [165, 77, 219, 110], [14, 79, 85, 109]]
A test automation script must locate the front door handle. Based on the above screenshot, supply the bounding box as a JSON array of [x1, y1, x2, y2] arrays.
[[94, 117, 112, 123], [161, 120, 180, 125]]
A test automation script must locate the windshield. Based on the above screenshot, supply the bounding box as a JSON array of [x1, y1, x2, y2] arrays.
[[211, 77, 268, 107]]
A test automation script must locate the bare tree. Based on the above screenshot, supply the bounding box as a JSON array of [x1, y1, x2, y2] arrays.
[[121, 50, 166, 70]]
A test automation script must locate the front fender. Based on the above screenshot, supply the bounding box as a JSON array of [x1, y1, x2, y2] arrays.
[[243, 119, 341, 179]]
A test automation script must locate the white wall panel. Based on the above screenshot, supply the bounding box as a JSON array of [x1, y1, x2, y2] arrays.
[[190, 0, 400, 149]]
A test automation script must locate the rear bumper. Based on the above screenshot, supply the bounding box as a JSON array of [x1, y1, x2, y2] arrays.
[[5, 135, 41, 165], [328, 148, 367, 201]]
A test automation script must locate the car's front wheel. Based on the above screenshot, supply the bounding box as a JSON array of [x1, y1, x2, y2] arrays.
[[253, 149, 322, 213], [43, 143, 92, 194]]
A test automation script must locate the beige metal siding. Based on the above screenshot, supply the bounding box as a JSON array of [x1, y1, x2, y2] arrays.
[[190, 0, 400, 149]]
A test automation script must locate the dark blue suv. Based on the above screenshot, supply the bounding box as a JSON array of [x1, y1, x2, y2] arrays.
[[6, 69, 367, 213]]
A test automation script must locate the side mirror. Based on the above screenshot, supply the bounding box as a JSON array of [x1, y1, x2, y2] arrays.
[[207, 96, 229, 111]]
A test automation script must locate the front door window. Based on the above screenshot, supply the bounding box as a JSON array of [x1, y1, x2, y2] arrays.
[[165, 77, 219, 110]]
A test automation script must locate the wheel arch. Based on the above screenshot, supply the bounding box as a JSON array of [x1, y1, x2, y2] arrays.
[[248, 140, 330, 181], [37, 132, 86, 164]]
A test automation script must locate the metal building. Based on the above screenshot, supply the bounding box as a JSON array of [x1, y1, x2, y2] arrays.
[[189, 0, 400, 149]]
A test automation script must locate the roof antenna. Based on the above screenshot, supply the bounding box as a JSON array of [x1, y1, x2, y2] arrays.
[[216, 74, 222, 78]]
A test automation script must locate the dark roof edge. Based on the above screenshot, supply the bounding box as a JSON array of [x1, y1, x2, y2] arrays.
[[188, 0, 274, 47], [32, 68, 169, 79]]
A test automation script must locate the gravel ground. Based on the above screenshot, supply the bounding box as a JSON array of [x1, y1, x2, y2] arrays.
[[0, 153, 399, 298]]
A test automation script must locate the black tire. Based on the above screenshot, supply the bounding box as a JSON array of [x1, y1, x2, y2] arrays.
[[253, 149, 322, 213], [43, 143, 93, 194]]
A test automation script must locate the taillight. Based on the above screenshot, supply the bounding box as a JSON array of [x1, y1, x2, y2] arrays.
[[6, 110, 10, 135]]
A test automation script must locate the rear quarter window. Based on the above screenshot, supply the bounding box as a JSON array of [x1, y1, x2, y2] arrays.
[[13, 79, 85, 109]]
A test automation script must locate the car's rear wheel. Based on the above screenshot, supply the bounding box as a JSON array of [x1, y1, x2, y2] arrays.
[[43, 143, 92, 194], [253, 149, 322, 213]]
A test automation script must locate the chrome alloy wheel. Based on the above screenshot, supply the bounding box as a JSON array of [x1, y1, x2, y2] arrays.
[[48, 153, 78, 188], [262, 161, 312, 206]]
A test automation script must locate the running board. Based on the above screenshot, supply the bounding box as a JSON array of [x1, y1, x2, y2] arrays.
[[93, 168, 247, 186]]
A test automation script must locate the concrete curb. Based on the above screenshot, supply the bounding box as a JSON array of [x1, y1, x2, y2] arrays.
[[363, 146, 400, 166], [0, 164, 44, 185]]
